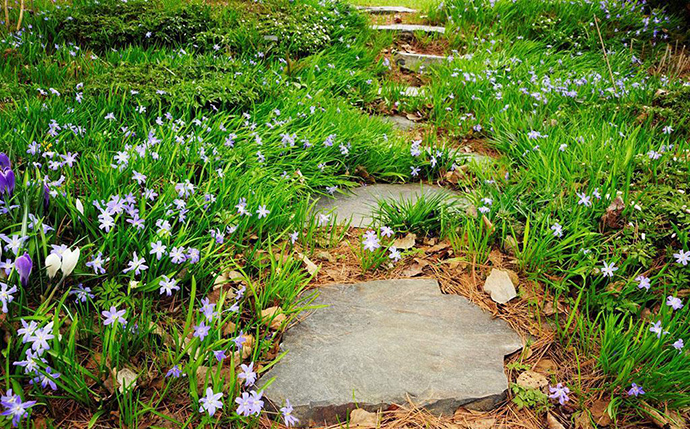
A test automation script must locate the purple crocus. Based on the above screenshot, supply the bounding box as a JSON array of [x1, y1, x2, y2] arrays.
[[627, 383, 645, 397], [14, 253, 32, 287]]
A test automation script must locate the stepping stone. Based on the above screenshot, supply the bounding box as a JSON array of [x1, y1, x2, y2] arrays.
[[355, 5, 417, 14], [314, 183, 464, 227], [403, 86, 423, 97], [377, 86, 425, 98], [395, 51, 449, 71], [455, 151, 495, 168], [380, 115, 418, 131], [259, 279, 523, 426], [371, 24, 446, 35]]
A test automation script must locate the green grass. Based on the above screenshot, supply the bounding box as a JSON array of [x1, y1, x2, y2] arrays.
[[0, 0, 689, 427]]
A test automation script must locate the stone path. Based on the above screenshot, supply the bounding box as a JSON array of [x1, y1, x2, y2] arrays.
[[356, 5, 417, 14], [259, 279, 523, 426], [395, 51, 449, 71], [371, 24, 446, 35], [380, 114, 418, 131], [314, 183, 464, 227]]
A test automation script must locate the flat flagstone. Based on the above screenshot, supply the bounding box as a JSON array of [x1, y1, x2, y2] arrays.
[[380, 115, 418, 131], [314, 183, 464, 227], [395, 51, 449, 71], [259, 279, 523, 426], [355, 5, 417, 14], [371, 24, 446, 35]]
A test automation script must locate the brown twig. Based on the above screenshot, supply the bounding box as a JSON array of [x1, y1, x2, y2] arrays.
[[593, 15, 616, 93], [16, 0, 23, 31]]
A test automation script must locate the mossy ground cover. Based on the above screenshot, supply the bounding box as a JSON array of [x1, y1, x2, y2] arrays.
[[0, 0, 689, 427]]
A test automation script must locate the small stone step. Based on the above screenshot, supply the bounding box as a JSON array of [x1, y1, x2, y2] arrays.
[[380, 115, 418, 131], [314, 183, 465, 227], [259, 278, 523, 426], [371, 24, 446, 35], [395, 51, 449, 71], [356, 5, 417, 14], [377, 86, 425, 98]]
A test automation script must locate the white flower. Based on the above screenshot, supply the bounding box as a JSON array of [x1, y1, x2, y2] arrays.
[[45, 253, 61, 280], [60, 247, 80, 277]]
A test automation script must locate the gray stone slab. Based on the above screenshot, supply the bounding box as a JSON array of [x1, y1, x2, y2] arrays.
[[259, 279, 523, 426], [314, 183, 464, 227], [356, 5, 417, 14], [380, 115, 418, 131], [377, 86, 425, 98], [371, 24, 446, 35], [395, 51, 449, 71]]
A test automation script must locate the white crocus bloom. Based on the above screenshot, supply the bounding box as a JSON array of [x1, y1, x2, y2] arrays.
[[60, 248, 80, 277], [45, 253, 61, 280]]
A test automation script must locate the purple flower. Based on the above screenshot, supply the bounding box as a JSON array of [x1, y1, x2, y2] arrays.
[[0, 283, 17, 313], [666, 296, 684, 311], [199, 387, 223, 416], [199, 298, 216, 321], [281, 399, 299, 427], [193, 322, 211, 341], [600, 261, 618, 278], [30, 366, 60, 391], [548, 383, 570, 405], [213, 350, 227, 362], [627, 383, 645, 397], [672, 338, 684, 353], [635, 275, 650, 290], [14, 253, 32, 287], [102, 306, 127, 326], [166, 365, 182, 378], [1, 389, 36, 427], [238, 362, 257, 387]]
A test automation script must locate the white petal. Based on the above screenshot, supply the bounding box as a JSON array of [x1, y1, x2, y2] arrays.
[[60, 247, 80, 277], [45, 253, 61, 280]]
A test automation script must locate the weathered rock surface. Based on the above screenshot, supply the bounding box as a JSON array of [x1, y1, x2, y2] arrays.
[[314, 183, 464, 227], [395, 51, 449, 71], [356, 5, 417, 14], [371, 24, 446, 35], [483, 269, 517, 304], [259, 279, 523, 426], [380, 115, 418, 131]]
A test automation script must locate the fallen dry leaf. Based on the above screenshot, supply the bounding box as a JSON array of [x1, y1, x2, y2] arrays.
[[534, 358, 558, 375], [297, 252, 319, 276], [546, 412, 565, 429], [261, 306, 286, 330], [640, 401, 686, 429], [589, 398, 612, 427], [601, 196, 625, 229], [573, 411, 593, 429], [349, 408, 379, 427], [393, 233, 416, 250]]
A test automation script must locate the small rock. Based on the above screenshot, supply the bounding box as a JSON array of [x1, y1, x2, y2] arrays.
[[115, 368, 138, 393], [483, 269, 517, 304], [349, 409, 379, 427], [516, 370, 548, 391]]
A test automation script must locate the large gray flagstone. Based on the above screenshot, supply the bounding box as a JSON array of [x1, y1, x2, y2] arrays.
[[314, 183, 464, 227], [371, 24, 446, 35], [259, 279, 523, 427], [395, 51, 449, 71], [380, 115, 418, 131], [355, 5, 417, 14]]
